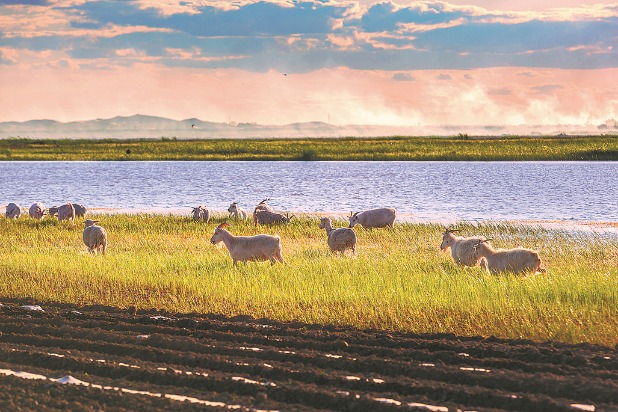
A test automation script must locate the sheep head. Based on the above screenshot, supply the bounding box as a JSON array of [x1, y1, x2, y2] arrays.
[[84, 219, 99, 228], [211, 222, 231, 244], [471, 238, 493, 259], [318, 217, 331, 230], [440, 228, 460, 250], [348, 212, 360, 228]]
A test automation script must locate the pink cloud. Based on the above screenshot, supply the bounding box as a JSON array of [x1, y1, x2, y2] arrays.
[[1, 64, 616, 126]]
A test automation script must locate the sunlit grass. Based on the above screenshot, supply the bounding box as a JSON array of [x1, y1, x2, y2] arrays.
[[1, 214, 616, 346], [1, 135, 617, 160]]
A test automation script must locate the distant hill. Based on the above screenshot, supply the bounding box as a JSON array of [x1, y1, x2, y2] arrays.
[[0, 114, 614, 139]]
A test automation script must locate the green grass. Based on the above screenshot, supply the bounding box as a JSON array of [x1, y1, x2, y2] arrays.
[[1, 135, 617, 160], [1, 215, 617, 346]]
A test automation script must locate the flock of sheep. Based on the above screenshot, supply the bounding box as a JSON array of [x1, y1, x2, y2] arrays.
[[4, 199, 545, 275], [5, 201, 107, 254]]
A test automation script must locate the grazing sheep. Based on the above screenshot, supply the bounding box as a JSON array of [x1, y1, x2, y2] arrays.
[[210, 222, 284, 265], [254, 210, 295, 225], [228, 202, 248, 221], [73, 203, 88, 217], [57, 203, 76, 222], [319, 217, 357, 255], [82, 219, 107, 254], [440, 229, 487, 267], [6, 203, 21, 219], [472, 239, 545, 275], [253, 198, 275, 224], [28, 202, 46, 220], [49, 203, 76, 222], [348, 208, 396, 229], [191, 205, 210, 222]]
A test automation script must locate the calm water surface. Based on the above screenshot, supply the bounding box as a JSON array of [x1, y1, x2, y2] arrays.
[[1, 161, 616, 222]]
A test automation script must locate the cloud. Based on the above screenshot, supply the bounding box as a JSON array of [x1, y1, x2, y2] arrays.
[[393, 72, 415, 81], [436, 73, 452, 80], [0, 0, 49, 4], [488, 87, 512, 96], [1, 0, 617, 73], [531, 84, 563, 94], [516, 71, 535, 77], [74, 1, 352, 37]]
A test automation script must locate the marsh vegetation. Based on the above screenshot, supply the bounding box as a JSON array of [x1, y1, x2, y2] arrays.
[[1, 135, 617, 161], [1, 214, 616, 346]]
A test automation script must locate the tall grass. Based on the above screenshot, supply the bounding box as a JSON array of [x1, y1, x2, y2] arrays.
[[1, 215, 616, 346], [1, 136, 617, 161]]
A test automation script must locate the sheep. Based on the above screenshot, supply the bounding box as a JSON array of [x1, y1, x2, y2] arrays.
[[253, 198, 275, 224], [82, 219, 107, 254], [319, 217, 357, 255], [228, 202, 248, 221], [6, 203, 21, 219], [440, 229, 487, 267], [49, 203, 76, 222], [191, 205, 210, 222], [471, 239, 545, 275], [210, 222, 284, 265], [73, 203, 88, 217], [28, 202, 46, 220], [254, 210, 295, 225], [348, 208, 396, 229]]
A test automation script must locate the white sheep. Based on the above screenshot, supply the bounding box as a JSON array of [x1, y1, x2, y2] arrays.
[[191, 205, 210, 222], [83, 219, 107, 254], [254, 210, 295, 225], [228, 202, 248, 221], [472, 239, 545, 275], [49, 203, 76, 222], [6, 203, 21, 219], [28, 202, 46, 220], [73, 203, 88, 218], [348, 208, 396, 229], [440, 229, 487, 267], [253, 198, 275, 224], [210, 222, 284, 265], [319, 217, 357, 255]]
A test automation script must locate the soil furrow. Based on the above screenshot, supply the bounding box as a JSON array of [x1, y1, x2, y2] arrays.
[[0, 302, 615, 411]]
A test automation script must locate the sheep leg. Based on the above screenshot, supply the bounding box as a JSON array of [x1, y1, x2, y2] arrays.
[[273, 251, 285, 264]]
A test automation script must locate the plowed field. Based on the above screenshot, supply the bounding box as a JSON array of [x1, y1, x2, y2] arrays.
[[0, 300, 616, 411]]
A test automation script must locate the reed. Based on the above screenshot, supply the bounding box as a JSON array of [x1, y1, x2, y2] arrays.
[[1, 135, 617, 161], [0, 214, 616, 346]]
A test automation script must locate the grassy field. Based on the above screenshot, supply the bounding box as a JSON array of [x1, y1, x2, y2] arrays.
[[1, 135, 617, 160], [1, 214, 616, 346]]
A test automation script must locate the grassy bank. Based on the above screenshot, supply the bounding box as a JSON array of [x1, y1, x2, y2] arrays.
[[1, 214, 616, 346], [1, 135, 617, 161]]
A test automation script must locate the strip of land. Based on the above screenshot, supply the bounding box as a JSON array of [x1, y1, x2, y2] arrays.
[[1, 215, 616, 346], [1, 135, 617, 161]]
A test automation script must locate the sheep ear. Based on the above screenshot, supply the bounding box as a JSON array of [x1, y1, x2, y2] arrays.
[[218, 222, 230, 229], [482, 238, 492, 243]]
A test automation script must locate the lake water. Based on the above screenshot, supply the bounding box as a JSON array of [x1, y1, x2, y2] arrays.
[[1, 161, 616, 223]]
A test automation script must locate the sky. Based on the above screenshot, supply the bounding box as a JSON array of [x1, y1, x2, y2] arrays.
[[0, 0, 617, 126]]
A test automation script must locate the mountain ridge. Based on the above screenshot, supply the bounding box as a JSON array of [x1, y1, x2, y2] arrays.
[[0, 114, 614, 139]]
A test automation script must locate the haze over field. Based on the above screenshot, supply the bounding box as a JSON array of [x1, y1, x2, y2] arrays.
[[1, 0, 617, 134]]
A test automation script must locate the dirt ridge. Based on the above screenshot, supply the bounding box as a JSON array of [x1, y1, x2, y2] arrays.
[[0, 301, 616, 411]]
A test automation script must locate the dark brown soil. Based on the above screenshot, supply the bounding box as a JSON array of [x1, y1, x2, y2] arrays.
[[0, 299, 616, 411]]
